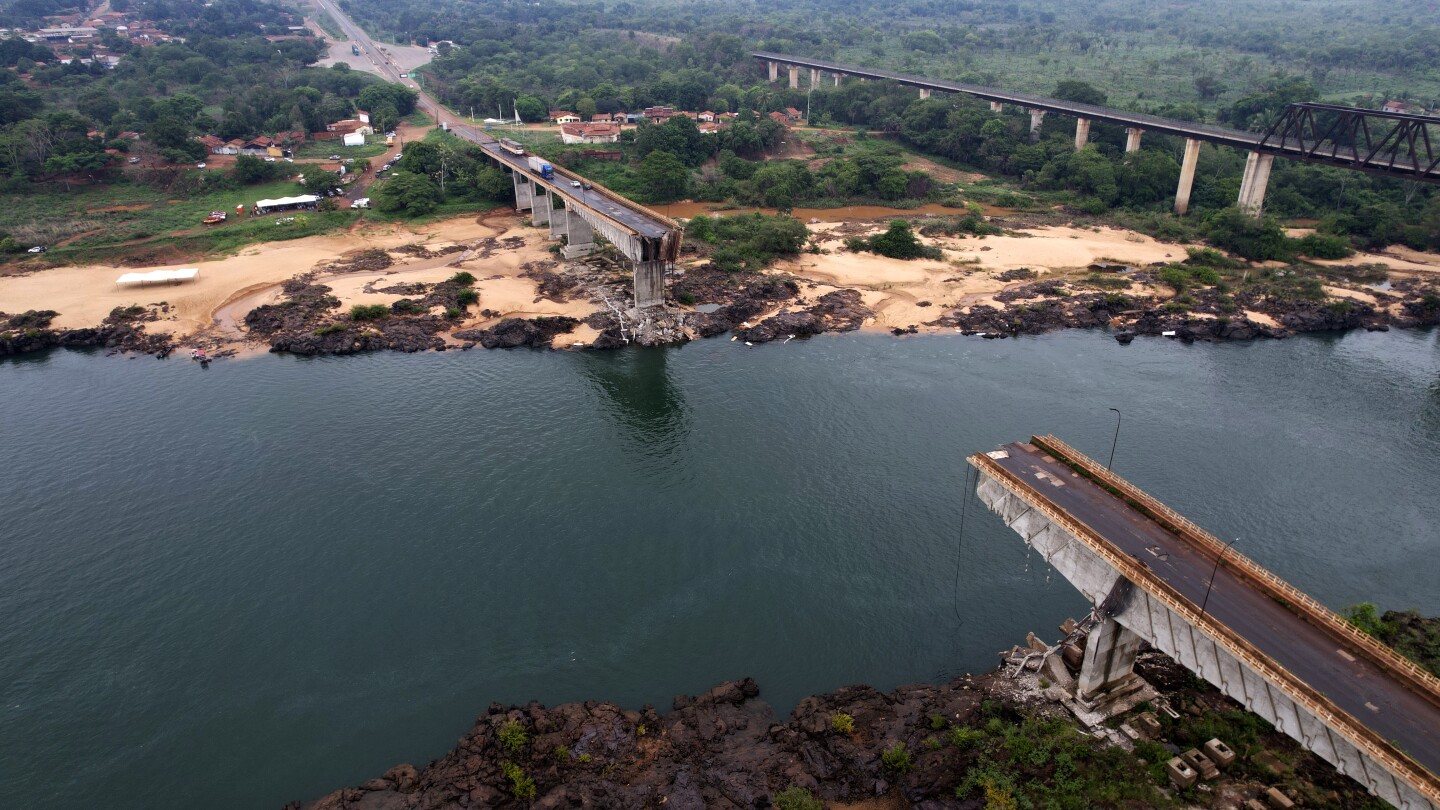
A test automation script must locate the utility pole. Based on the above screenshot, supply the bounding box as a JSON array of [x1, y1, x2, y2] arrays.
[[1106, 408, 1121, 471], [1199, 539, 1240, 622]]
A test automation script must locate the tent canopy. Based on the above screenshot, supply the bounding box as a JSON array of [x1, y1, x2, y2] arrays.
[[116, 268, 199, 285]]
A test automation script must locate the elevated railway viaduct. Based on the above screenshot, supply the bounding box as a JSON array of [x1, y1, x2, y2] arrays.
[[755, 52, 1440, 218]]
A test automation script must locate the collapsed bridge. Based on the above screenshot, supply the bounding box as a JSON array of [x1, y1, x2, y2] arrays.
[[969, 436, 1440, 810]]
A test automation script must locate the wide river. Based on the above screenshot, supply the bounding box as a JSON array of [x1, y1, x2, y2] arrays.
[[3, 329, 1438, 809]]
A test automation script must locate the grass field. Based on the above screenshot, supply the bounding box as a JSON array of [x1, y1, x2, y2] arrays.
[[0, 175, 358, 263]]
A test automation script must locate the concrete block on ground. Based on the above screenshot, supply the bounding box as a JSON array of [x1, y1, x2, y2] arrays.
[[1059, 617, 1078, 635], [1265, 787, 1294, 809], [1135, 712, 1162, 738], [1181, 748, 1220, 780], [1026, 632, 1048, 653], [1166, 757, 1197, 789], [1204, 738, 1236, 768], [1119, 723, 1140, 741], [1245, 801, 1268, 810]]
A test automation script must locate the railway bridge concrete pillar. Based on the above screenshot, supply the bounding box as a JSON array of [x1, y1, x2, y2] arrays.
[[635, 261, 665, 309], [1074, 118, 1091, 150], [834, 72, 843, 87], [788, 65, 799, 89], [810, 68, 821, 89], [1237, 151, 1275, 217], [1125, 127, 1144, 153], [1076, 617, 1144, 702], [919, 88, 931, 99], [1174, 138, 1202, 216], [1028, 108, 1046, 141], [768, 61, 779, 82], [990, 101, 1003, 113], [531, 187, 552, 227]]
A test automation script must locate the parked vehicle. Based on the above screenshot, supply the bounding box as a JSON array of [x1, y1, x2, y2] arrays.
[[351, 44, 361, 56], [128, 157, 139, 164], [351, 197, 370, 209], [202, 211, 227, 224], [328, 154, 342, 160], [27, 245, 46, 253]]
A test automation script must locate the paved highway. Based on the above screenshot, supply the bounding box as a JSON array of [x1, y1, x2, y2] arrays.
[[988, 440, 1440, 778], [312, 0, 675, 241]]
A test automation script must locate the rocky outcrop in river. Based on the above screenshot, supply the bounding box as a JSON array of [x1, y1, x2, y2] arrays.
[[289, 675, 1009, 810], [0, 305, 176, 356]]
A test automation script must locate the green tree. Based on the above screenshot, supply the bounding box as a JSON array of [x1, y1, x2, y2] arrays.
[[638, 150, 690, 202], [1052, 80, 1108, 106], [374, 170, 441, 215], [1203, 208, 1294, 261], [514, 95, 546, 123], [863, 219, 932, 259]]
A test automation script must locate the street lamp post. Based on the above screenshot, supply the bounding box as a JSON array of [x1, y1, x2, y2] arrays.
[[1106, 408, 1121, 471], [1198, 538, 1239, 622]]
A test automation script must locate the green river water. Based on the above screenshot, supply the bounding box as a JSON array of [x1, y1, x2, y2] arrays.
[[2, 329, 1437, 809]]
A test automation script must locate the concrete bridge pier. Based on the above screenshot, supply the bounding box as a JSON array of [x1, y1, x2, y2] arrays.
[[634, 260, 665, 309], [513, 173, 534, 211], [1125, 127, 1143, 153], [548, 193, 567, 239], [834, 73, 842, 87], [563, 208, 595, 258], [919, 88, 931, 99], [1028, 108, 1046, 141], [1174, 138, 1201, 215], [810, 68, 821, 89], [768, 61, 778, 82], [788, 65, 799, 89], [1076, 617, 1144, 702], [1237, 151, 1274, 217], [531, 188, 552, 226], [990, 101, 1003, 113], [1074, 118, 1091, 150]]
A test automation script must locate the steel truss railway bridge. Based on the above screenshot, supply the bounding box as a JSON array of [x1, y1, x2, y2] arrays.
[[755, 52, 1440, 217]]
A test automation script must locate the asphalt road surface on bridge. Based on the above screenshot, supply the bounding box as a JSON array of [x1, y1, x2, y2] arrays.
[[988, 441, 1440, 778]]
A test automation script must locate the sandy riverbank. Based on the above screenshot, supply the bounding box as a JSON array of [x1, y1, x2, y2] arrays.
[[0, 213, 585, 344], [784, 223, 1186, 331], [5, 210, 1439, 356]]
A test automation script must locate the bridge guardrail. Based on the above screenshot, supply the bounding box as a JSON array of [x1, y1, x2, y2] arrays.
[[1030, 434, 1440, 702], [969, 451, 1440, 802]]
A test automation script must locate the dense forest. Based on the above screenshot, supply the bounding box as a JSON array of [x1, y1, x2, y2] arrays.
[[0, 0, 415, 178], [333, 0, 1440, 250]]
